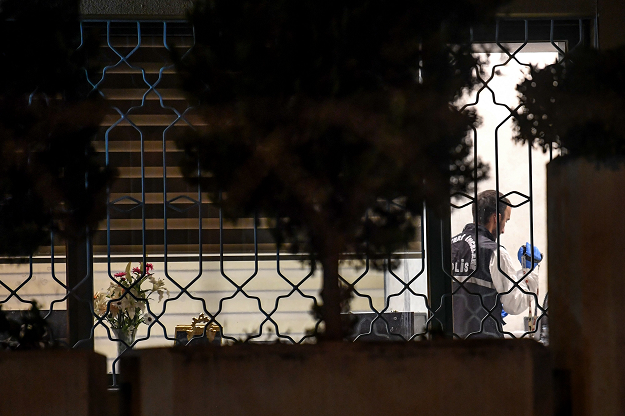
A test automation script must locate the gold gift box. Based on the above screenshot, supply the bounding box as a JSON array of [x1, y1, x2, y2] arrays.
[[175, 313, 221, 345]]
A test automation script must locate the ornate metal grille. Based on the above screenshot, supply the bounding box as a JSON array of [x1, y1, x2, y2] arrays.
[[0, 17, 595, 385], [443, 19, 594, 341]]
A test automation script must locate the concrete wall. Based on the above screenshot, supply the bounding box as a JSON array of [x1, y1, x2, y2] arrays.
[[120, 340, 552, 416], [0, 350, 108, 416], [548, 158, 625, 416], [79, 0, 595, 18]]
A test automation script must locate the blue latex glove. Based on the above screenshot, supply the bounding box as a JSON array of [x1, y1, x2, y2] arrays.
[[517, 243, 543, 268], [501, 306, 508, 319]]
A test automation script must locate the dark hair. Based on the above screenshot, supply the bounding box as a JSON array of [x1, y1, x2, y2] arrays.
[[472, 190, 510, 225]]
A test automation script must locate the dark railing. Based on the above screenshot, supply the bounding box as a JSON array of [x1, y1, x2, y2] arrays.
[[0, 17, 595, 385]]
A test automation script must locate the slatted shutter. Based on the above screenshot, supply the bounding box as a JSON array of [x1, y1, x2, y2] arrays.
[[87, 21, 275, 259]]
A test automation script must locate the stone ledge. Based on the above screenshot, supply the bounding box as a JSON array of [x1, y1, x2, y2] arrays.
[[120, 340, 552, 416], [0, 349, 108, 416]]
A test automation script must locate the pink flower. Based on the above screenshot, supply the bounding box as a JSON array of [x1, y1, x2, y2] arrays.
[[114, 272, 126, 278], [132, 264, 154, 274]]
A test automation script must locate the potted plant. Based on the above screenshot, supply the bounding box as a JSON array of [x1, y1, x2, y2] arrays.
[[514, 45, 625, 416]]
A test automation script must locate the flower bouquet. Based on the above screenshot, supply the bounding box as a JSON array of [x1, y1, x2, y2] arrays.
[[94, 262, 168, 354]]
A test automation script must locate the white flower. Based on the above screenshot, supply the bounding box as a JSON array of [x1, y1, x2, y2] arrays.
[[94, 262, 168, 331], [149, 277, 169, 301], [93, 293, 108, 316], [110, 301, 121, 316], [121, 295, 136, 314]]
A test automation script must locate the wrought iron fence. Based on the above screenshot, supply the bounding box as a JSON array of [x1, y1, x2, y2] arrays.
[[445, 18, 594, 341], [0, 17, 595, 384]]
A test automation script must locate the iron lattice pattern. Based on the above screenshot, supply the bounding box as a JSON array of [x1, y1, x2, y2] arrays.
[[0, 18, 593, 377], [84, 21, 426, 372], [447, 19, 593, 340]]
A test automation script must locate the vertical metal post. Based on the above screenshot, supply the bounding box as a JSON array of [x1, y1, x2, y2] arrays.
[[426, 203, 453, 338], [66, 235, 94, 349]]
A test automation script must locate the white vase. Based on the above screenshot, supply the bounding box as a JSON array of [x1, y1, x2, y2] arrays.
[[112, 327, 137, 356]]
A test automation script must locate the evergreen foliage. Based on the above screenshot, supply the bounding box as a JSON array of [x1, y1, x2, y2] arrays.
[[175, 0, 502, 339], [0, 0, 114, 257], [515, 46, 625, 163], [0, 304, 58, 350]]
